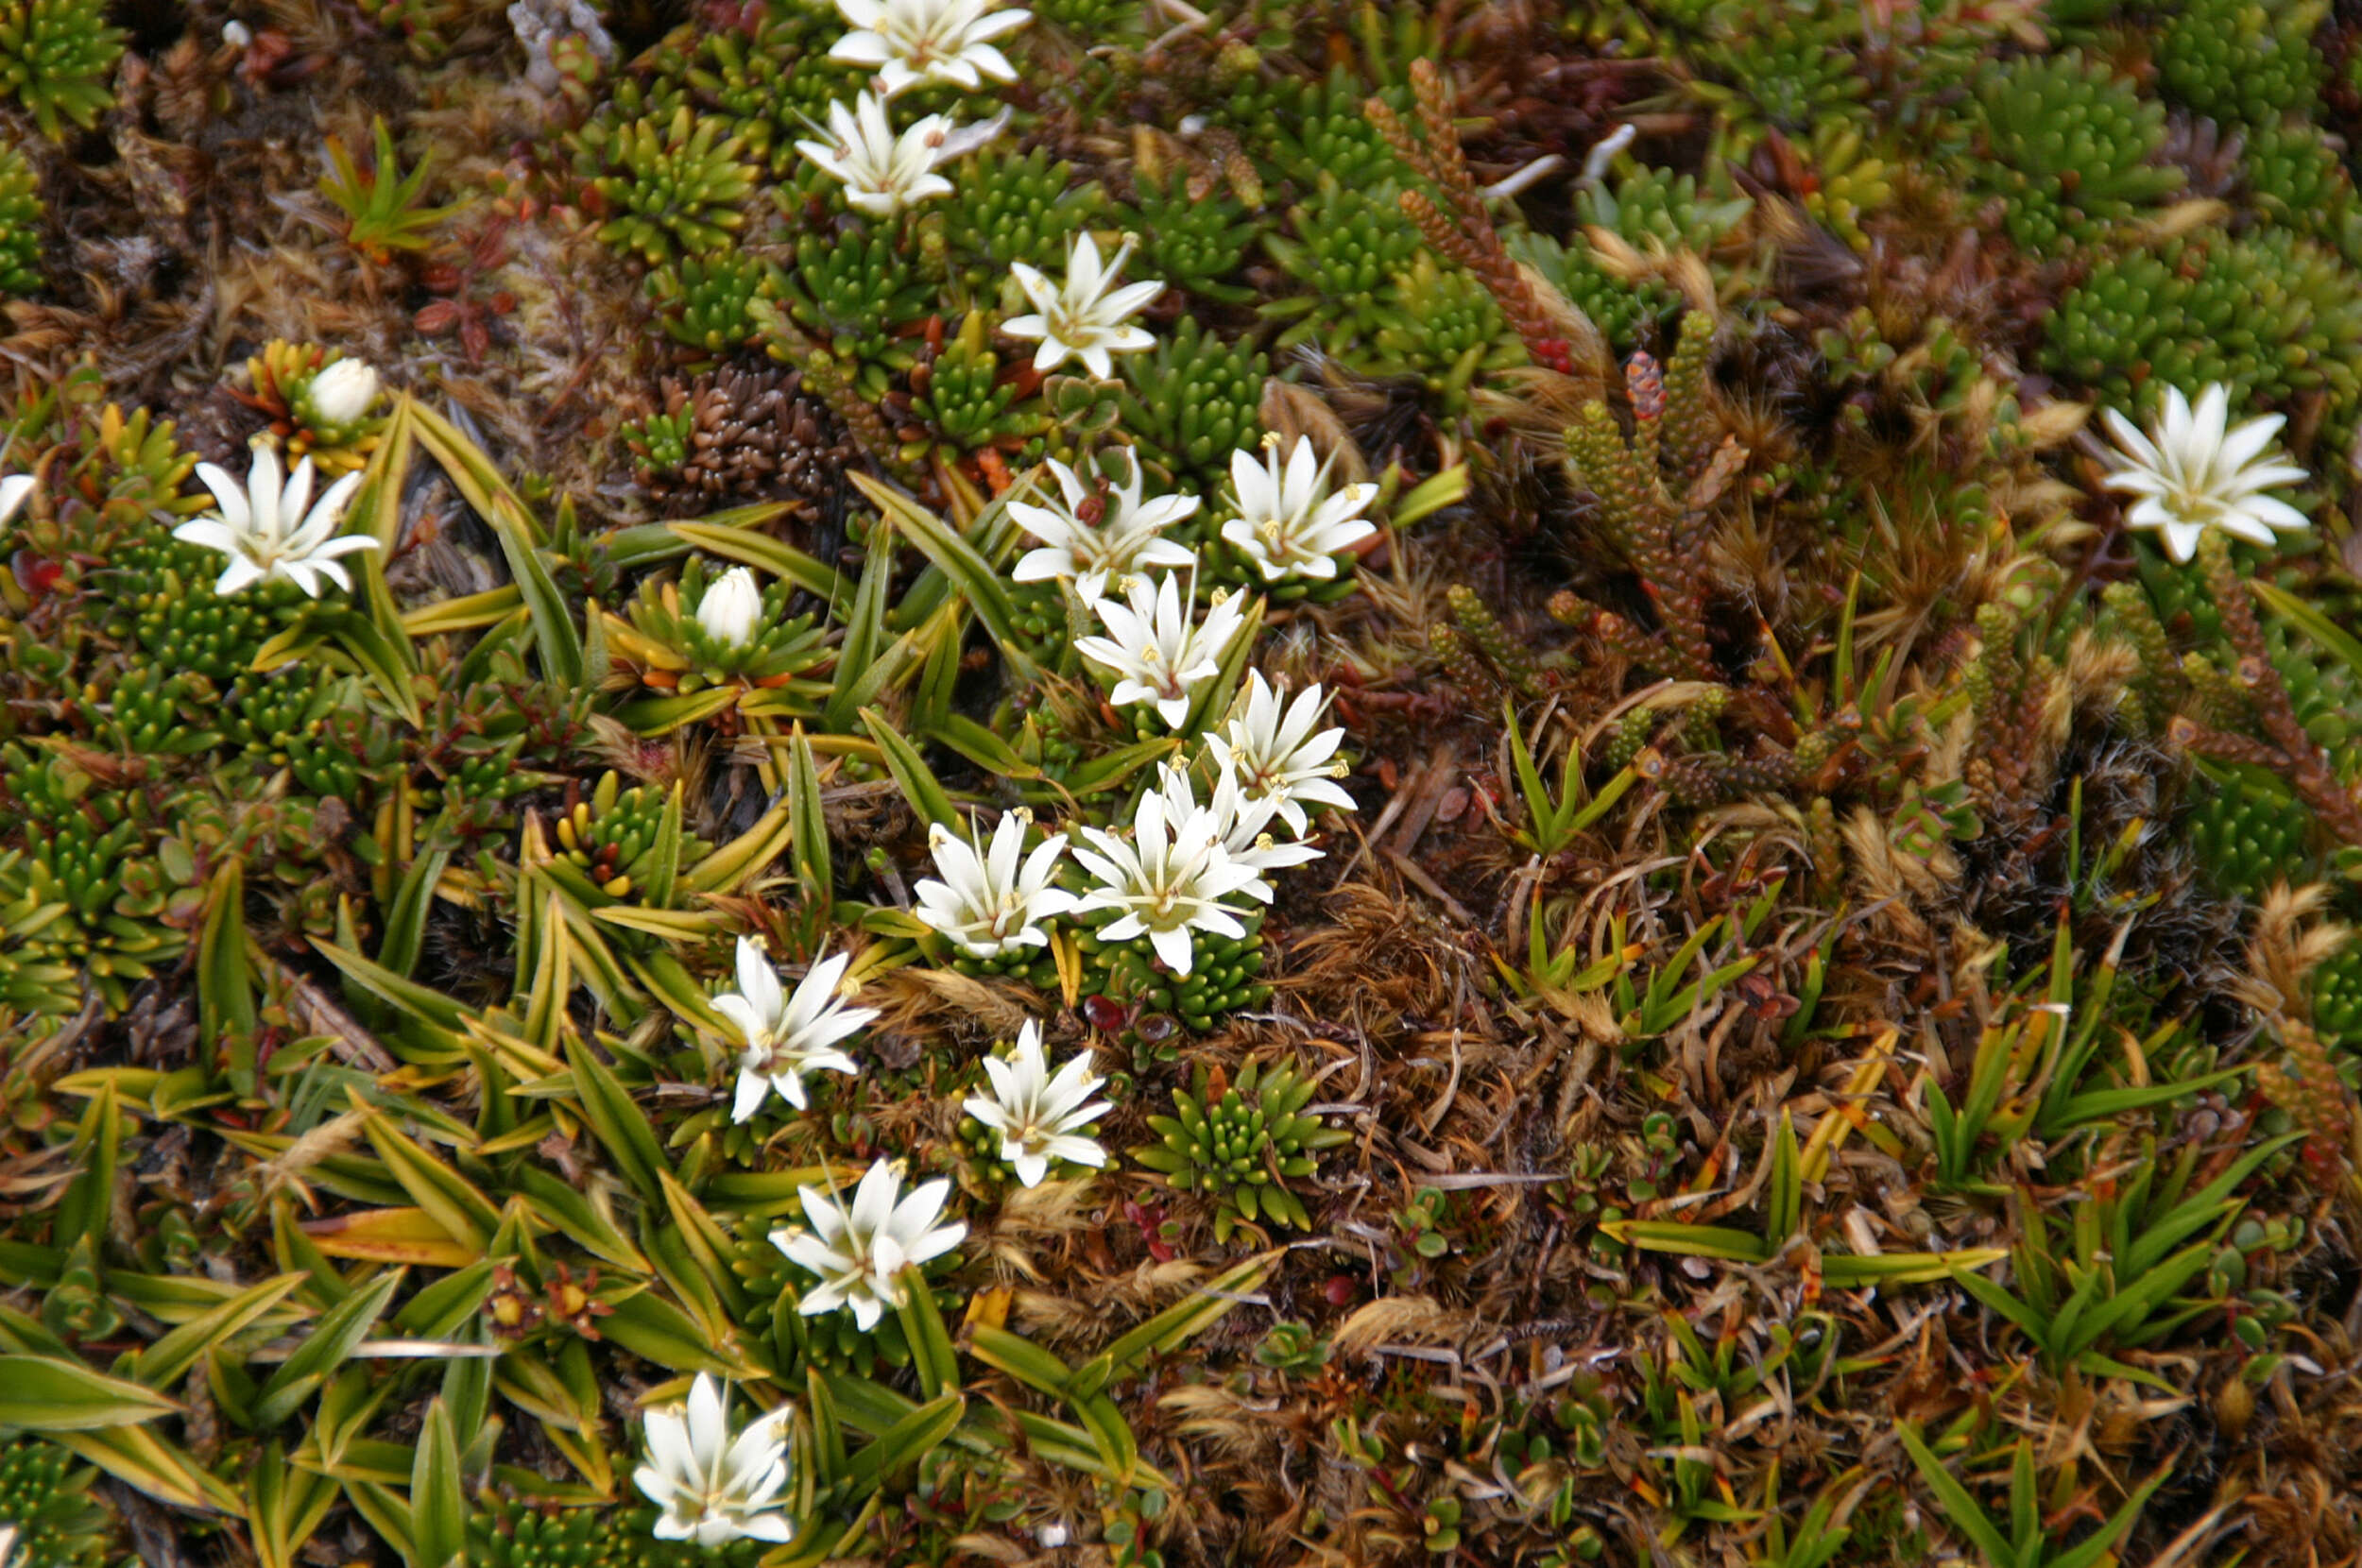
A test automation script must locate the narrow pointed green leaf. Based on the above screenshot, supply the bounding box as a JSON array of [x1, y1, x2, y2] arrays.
[[253, 1270, 405, 1430], [319, 609, 424, 727], [53, 1082, 120, 1252], [849, 472, 1016, 651], [789, 724, 832, 924], [843, 1390, 966, 1496], [1896, 1424, 2013, 1568], [377, 851, 450, 983], [924, 715, 1040, 779], [408, 401, 582, 687], [894, 1271, 959, 1402], [564, 1034, 671, 1205], [0, 1355, 182, 1430], [130, 1272, 306, 1391], [860, 707, 959, 827], [200, 860, 259, 1092], [1071, 1391, 1138, 1487], [409, 1399, 468, 1568], [1055, 736, 1183, 799], [967, 1326, 1075, 1397], [1099, 1253, 1275, 1374], [669, 520, 848, 609]]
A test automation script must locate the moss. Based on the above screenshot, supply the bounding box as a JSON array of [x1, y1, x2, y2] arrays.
[[1969, 51, 2180, 254], [0, 137, 41, 296], [2155, 0, 2325, 125], [2045, 230, 2362, 442], [0, 0, 123, 140], [575, 105, 756, 264], [0, 9, 2354, 1568]]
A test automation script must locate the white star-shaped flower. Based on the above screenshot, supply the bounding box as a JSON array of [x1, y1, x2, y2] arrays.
[[716, 937, 877, 1121], [770, 1160, 967, 1332], [633, 1373, 796, 1548], [1008, 453, 1199, 604], [173, 441, 377, 598], [1156, 760, 1323, 878], [1070, 784, 1268, 975], [829, 0, 1030, 98], [2100, 383, 2310, 564], [1073, 571, 1252, 730], [1219, 435, 1380, 582], [913, 809, 1081, 958], [1207, 672, 1356, 837], [1003, 231, 1162, 381], [795, 92, 955, 218], [963, 1020, 1109, 1186]]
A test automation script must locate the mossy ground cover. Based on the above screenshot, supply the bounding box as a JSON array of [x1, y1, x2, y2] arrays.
[[0, 0, 2360, 1563]]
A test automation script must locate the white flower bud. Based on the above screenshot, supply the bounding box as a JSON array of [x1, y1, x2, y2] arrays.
[[306, 359, 381, 426], [695, 566, 765, 649]]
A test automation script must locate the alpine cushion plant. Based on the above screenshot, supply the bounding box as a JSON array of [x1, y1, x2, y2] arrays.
[[2100, 382, 2311, 562], [771, 1159, 967, 1331], [16, 6, 2362, 1565], [718, 937, 877, 1119], [173, 441, 376, 598]]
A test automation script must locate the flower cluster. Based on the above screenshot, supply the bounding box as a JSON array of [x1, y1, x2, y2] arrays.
[[910, 670, 1355, 976], [1009, 434, 1380, 634]]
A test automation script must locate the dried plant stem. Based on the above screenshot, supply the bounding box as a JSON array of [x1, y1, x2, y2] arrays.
[[1366, 60, 1573, 373]]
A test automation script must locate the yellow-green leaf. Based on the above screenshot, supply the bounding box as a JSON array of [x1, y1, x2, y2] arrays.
[[0, 1355, 181, 1430]]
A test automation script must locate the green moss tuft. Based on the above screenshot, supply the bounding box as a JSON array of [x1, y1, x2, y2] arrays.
[[0, 0, 123, 141]]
